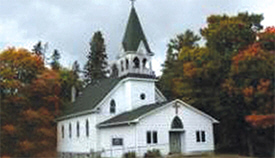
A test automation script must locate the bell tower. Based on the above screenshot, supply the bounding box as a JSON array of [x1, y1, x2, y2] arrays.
[[110, 1, 155, 78]]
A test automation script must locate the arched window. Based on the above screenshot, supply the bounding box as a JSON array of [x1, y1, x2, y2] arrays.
[[110, 99, 116, 114], [61, 125, 64, 138], [133, 57, 140, 68], [69, 123, 72, 138], [76, 121, 80, 137], [86, 119, 89, 137], [171, 116, 183, 129], [126, 59, 129, 70], [142, 58, 147, 68], [121, 61, 124, 72]]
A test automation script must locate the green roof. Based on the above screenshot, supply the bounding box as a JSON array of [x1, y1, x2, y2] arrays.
[[98, 101, 169, 127], [122, 7, 152, 54], [59, 78, 121, 118]]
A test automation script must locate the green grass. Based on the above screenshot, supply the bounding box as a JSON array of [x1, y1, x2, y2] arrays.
[[167, 153, 254, 158]]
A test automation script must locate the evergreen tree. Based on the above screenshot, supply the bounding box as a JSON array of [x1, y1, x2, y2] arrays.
[[84, 31, 108, 83], [50, 49, 61, 71], [158, 30, 200, 99]]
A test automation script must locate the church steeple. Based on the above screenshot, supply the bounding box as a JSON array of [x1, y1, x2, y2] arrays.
[[122, 5, 153, 55], [110, 2, 155, 78]]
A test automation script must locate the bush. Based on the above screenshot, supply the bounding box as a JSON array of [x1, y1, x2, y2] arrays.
[[144, 149, 161, 158], [123, 151, 136, 158]]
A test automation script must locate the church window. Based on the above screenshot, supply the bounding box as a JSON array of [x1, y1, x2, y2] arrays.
[[112, 138, 123, 146], [121, 61, 124, 72], [146, 131, 151, 144], [76, 121, 80, 137], [147, 131, 158, 144], [61, 125, 64, 138], [196, 131, 206, 142], [110, 99, 116, 114], [86, 119, 89, 137], [196, 131, 200, 142], [133, 57, 140, 68], [69, 123, 72, 138], [153, 131, 158, 143], [201, 131, 206, 142], [142, 58, 147, 68], [126, 59, 129, 69], [171, 116, 183, 129], [140, 93, 146, 100]]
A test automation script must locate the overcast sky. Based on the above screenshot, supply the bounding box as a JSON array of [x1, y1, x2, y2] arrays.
[[1, 0, 274, 76]]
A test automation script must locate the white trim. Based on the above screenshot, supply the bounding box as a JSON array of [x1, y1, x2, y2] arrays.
[[137, 100, 219, 123], [97, 119, 139, 128], [155, 87, 167, 101]]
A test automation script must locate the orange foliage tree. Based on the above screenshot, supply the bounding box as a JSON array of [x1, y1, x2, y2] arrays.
[[0, 47, 66, 157]]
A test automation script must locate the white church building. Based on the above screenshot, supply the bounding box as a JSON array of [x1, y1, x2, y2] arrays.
[[56, 4, 219, 158]]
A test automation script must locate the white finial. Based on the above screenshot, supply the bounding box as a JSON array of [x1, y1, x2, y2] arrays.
[[130, 0, 136, 7]]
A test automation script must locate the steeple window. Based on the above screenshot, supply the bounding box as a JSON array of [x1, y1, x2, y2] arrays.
[[126, 59, 129, 70], [133, 57, 140, 68], [121, 61, 124, 72], [142, 58, 147, 68]]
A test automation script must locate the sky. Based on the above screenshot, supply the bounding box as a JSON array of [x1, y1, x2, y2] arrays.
[[0, 0, 274, 76]]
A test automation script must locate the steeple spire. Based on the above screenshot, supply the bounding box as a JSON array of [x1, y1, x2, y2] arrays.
[[122, 3, 153, 55]]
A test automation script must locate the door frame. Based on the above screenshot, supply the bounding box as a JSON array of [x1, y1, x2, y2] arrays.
[[169, 130, 185, 154]]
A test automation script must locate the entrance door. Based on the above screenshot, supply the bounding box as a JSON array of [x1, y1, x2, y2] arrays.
[[169, 132, 181, 153]]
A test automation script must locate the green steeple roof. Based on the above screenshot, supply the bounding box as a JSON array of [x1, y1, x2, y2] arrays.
[[122, 6, 152, 54]]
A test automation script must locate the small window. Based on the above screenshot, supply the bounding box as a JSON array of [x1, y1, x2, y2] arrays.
[[147, 131, 151, 144], [140, 93, 146, 100], [112, 138, 123, 146], [153, 131, 158, 144], [126, 59, 129, 69], [61, 125, 64, 138], [121, 61, 124, 72], [76, 121, 80, 137], [196, 131, 200, 142], [142, 58, 147, 68], [86, 119, 89, 137], [110, 99, 116, 113], [69, 123, 72, 138], [201, 131, 206, 142], [133, 57, 140, 68]]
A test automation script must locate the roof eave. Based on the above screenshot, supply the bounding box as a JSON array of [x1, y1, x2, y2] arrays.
[[97, 119, 139, 128]]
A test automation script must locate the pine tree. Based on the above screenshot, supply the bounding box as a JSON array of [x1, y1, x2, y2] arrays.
[[50, 49, 61, 71], [84, 31, 108, 83]]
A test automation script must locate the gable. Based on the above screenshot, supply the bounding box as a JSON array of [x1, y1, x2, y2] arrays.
[[139, 99, 219, 124], [58, 78, 121, 119]]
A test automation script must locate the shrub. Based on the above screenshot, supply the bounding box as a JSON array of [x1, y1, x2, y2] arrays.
[[123, 151, 136, 158], [144, 149, 161, 158]]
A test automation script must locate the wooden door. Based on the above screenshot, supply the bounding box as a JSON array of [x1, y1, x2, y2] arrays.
[[169, 132, 181, 153]]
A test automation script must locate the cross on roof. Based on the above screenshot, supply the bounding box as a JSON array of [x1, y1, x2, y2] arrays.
[[173, 103, 180, 115]]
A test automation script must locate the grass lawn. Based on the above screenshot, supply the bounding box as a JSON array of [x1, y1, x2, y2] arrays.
[[167, 154, 254, 158]]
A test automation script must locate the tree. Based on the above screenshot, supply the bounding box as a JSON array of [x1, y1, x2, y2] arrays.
[[84, 31, 108, 83], [0, 47, 80, 157], [201, 12, 263, 53], [159, 13, 273, 157], [158, 30, 200, 99], [0, 48, 44, 157], [50, 49, 61, 71]]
